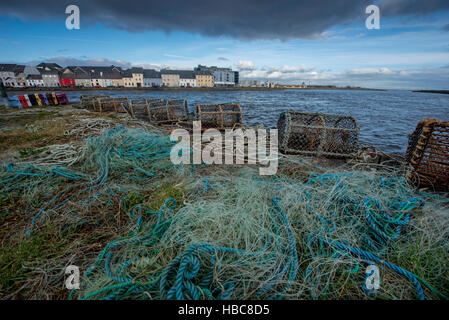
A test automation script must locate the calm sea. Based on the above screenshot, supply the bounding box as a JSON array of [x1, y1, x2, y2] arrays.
[[9, 89, 449, 155]]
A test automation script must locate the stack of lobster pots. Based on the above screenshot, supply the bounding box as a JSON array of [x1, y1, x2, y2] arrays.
[[17, 92, 69, 107]]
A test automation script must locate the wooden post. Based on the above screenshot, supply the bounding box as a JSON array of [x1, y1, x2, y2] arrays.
[[0, 78, 11, 107]]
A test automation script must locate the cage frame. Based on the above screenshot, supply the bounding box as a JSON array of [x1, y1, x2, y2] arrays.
[[406, 118, 449, 190], [196, 103, 243, 130], [125, 98, 151, 119], [80, 95, 109, 111], [112, 97, 129, 113], [96, 97, 116, 113], [277, 110, 359, 158], [148, 99, 189, 123]]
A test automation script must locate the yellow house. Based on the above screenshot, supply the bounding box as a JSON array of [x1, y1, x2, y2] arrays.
[[130, 68, 143, 87], [195, 71, 214, 87], [122, 68, 143, 87], [123, 73, 135, 87]]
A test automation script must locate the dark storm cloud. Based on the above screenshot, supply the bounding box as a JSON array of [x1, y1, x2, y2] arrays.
[[380, 0, 449, 15], [0, 0, 448, 40]]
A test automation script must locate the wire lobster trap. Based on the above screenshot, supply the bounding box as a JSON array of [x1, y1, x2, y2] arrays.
[[406, 119, 449, 190], [148, 99, 189, 123], [196, 103, 242, 130], [278, 111, 359, 157]]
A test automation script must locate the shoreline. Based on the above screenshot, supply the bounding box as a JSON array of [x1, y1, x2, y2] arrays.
[[6, 86, 387, 93], [413, 90, 449, 95]]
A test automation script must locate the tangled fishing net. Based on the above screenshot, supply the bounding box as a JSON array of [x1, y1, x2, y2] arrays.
[[0, 124, 448, 300]]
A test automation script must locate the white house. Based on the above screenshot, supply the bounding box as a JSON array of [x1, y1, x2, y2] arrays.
[[0, 64, 40, 87], [36, 63, 62, 87], [0, 64, 19, 87], [178, 71, 196, 88], [26, 74, 44, 87]]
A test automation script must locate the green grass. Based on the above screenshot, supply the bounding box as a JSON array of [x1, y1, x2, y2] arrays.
[[18, 147, 47, 158], [0, 224, 78, 293], [146, 184, 186, 211]]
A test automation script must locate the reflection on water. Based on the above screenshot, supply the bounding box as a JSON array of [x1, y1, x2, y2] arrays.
[[10, 89, 449, 154]]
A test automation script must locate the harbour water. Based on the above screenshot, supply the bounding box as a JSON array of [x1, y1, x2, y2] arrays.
[[10, 89, 449, 155]]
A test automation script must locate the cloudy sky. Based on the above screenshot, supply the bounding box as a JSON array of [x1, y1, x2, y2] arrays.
[[1, 0, 449, 89]]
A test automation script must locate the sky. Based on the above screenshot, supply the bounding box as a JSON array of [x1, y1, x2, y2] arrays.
[[0, 0, 449, 90]]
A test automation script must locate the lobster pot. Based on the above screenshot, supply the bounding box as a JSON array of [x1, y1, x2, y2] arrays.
[[45, 93, 54, 106], [196, 103, 242, 130], [96, 97, 115, 112], [113, 97, 129, 113], [34, 94, 43, 106], [80, 95, 109, 111], [27, 94, 37, 106], [126, 98, 150, 119], [148, 99, 188, 123], [406, 119, 449, 190], [38, 94, 47, 106], [56, 93, 69, 105], [278, 111, 359, 157], [81, 97, 97, 110]]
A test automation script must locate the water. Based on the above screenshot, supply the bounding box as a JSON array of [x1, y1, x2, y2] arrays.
[[10, 89, 449, 154]]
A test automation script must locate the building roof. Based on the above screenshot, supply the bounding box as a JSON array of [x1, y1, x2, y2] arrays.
[[0, 64, 18, 72], [195, 70, 213, 76], [40, 70, 60, 76], [62, 66, 123, 79], [194, 65, 232, 72], [36, 63, 63, 71], [127, 67, 144, 74], [103, 72, 123, 79], [122, 70, 133, 78], [143, 69, 161, 78], [69, 66, 123, 74], [27, 74, 43, 80], [178, 70, 196, 79], [0, 64, 27, 75], [73, 72, 91, 79], [160, 69, 182, 75]]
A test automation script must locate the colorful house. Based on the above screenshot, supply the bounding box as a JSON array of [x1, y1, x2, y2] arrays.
[[36, 63, 62, 87], [195, 71, 214, 88], [143, 69, 162, 87], [179, 71, 196, 88], [26, 74, 44, 87], [161, 69, 180, 87]]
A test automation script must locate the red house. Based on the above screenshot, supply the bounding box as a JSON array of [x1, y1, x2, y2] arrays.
[[59, 67, 78, 87]]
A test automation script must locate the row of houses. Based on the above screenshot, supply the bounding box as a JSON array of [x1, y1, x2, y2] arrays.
[[238, 80, 277, 88], [0, 63, 240, 88]]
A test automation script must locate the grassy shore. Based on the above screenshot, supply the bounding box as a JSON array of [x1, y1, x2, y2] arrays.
[[0, 104, 447, 300]]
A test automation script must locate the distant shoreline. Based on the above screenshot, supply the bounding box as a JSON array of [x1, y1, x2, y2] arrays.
[[6, 86, 387, 93], [413, 90, 449, 95]]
